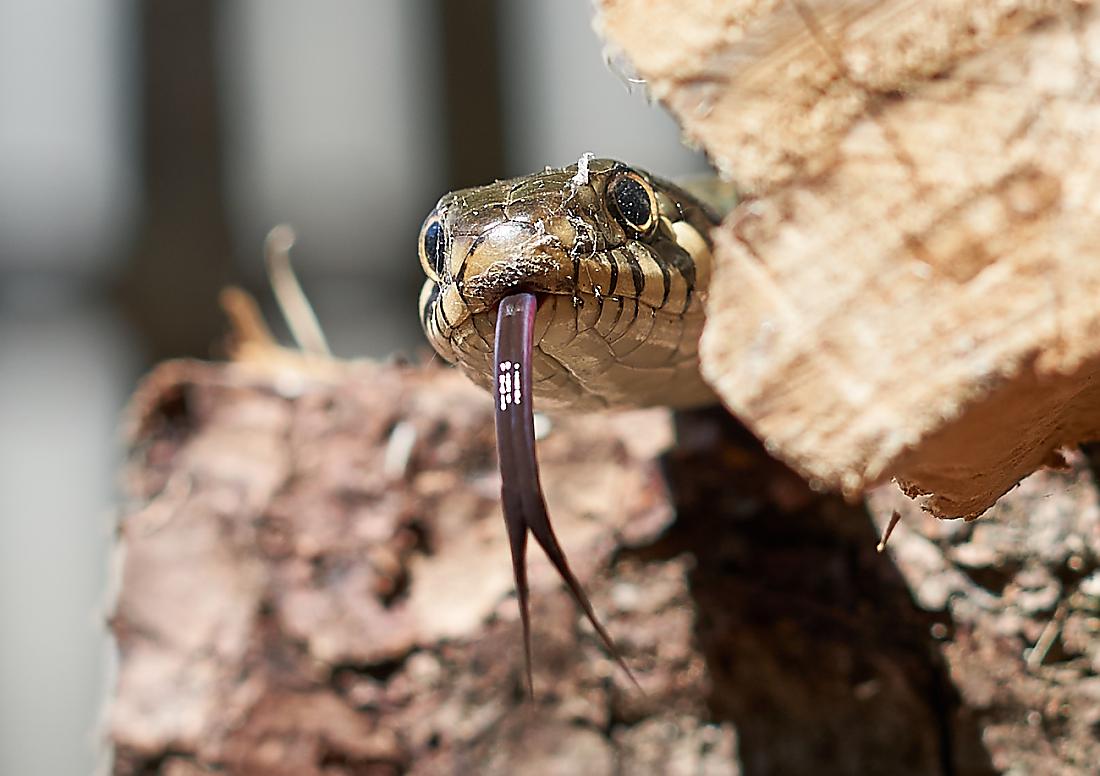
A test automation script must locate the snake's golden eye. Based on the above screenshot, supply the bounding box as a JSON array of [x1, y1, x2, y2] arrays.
[[608, 171, 657, 235], [419, 217, 446, 279]]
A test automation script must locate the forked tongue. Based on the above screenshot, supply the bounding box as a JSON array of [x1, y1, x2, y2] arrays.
[[493, 292, 638, 696]]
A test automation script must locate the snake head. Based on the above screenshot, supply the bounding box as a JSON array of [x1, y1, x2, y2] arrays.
[[418, 158, 623, 316], [418, 157, 717, 411]]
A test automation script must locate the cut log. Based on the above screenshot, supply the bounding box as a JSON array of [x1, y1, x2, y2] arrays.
[[597, 0, 1100, 517]]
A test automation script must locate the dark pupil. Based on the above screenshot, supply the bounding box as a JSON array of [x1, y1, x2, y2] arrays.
[[611, 176, 651, 230], [424, 221, 445, 275]]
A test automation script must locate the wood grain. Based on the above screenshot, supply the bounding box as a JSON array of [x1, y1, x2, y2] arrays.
[[598, 0, 1100, 516]]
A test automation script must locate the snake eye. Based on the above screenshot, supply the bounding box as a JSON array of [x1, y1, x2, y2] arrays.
[[419, 217, 446, 279], [608, 171, 657, 235]]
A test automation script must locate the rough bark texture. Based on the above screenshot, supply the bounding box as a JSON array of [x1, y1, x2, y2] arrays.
[[597, 0, 1100, 517], [109, 358, 721, 775], [109, 357, 1100, 774]]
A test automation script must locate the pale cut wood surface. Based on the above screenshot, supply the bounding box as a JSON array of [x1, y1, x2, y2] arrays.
[[597, 0, 1100, 517]]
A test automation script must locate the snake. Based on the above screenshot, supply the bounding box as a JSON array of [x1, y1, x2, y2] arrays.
[[417, 155, 728, 692]]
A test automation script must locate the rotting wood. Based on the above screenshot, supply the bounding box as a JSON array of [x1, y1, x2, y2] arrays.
[[597, 0, 1100, 517]]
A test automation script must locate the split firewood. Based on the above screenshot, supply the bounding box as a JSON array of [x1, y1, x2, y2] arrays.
[[597, 0, 1100, 518]]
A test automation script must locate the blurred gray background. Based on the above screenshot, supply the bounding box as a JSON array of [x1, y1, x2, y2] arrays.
[[0, 1, 704, 772]]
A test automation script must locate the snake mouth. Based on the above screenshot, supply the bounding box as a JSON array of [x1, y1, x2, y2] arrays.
[[493, 291, 636, 695]]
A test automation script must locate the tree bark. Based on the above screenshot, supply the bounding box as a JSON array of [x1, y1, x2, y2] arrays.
[[108, 354, 1100, 774]]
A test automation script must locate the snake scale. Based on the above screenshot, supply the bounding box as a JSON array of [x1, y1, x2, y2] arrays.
[[418, 155, 727, 692]]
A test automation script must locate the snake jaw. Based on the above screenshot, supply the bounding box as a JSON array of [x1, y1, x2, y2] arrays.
[[493, 291, 638, 696]]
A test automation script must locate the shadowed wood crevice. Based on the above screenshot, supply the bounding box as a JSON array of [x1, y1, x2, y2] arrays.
[[641, 408, 996, 776]]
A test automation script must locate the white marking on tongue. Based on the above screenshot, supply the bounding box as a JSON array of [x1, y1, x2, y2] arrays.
[[496, 360, 523, 410]]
